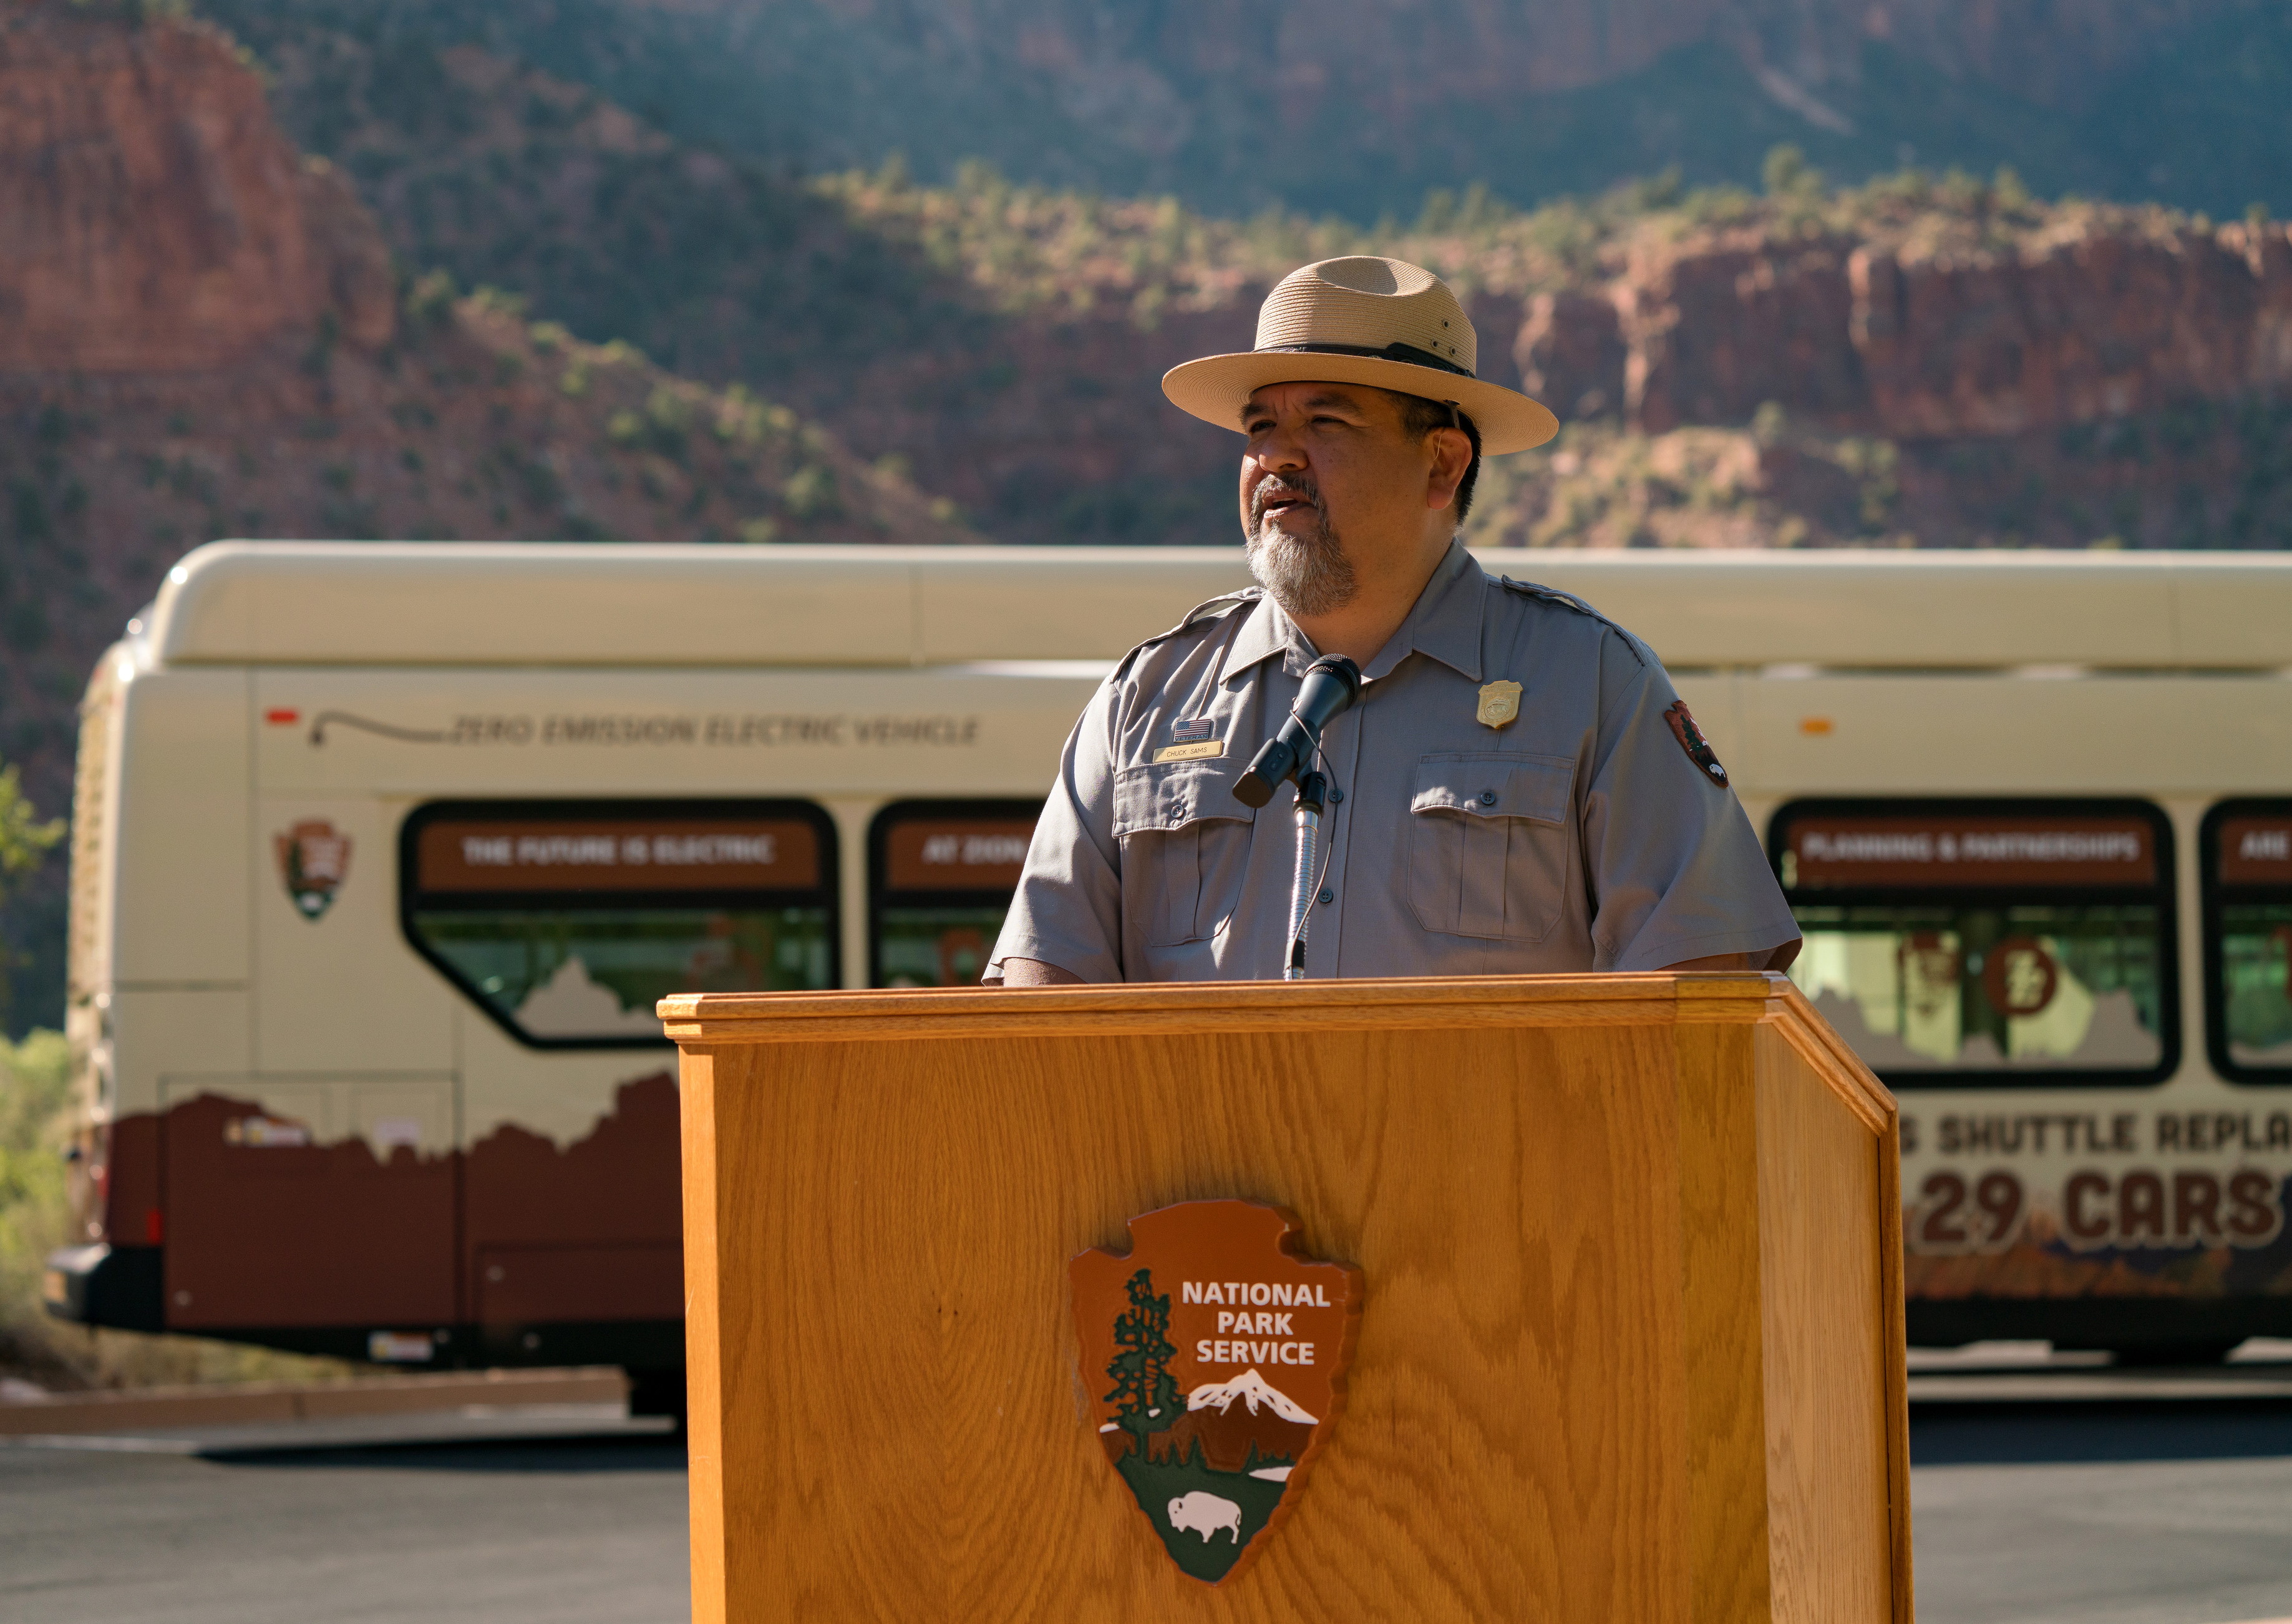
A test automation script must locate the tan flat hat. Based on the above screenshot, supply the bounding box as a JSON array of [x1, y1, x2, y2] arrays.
[[1163, 256, 1559, 455]]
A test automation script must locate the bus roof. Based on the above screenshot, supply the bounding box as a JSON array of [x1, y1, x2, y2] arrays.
[[145, 540, 2292, 671]]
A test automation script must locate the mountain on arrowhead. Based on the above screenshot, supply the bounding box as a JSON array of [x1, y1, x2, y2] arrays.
[[1187, 1369, 1318, 1425], [1139, 1368, 1317, 1472]]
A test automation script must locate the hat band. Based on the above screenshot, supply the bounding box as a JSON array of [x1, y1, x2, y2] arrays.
[[1257, 340, 1475, 381]]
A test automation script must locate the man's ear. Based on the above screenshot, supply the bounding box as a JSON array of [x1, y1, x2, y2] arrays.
[[1425, 425, 1472, 511]]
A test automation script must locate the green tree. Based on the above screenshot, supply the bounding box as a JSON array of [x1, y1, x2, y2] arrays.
[[1762, 143, 1820, 200], [1104, 1267, 1182, 1443], [0, 762, 62, 1017]]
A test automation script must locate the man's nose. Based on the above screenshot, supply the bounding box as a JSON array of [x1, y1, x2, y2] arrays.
[[1251, 420, 1309, 473]]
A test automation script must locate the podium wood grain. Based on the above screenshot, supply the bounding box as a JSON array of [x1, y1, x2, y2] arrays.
[[666, 973, 1911, 1623]]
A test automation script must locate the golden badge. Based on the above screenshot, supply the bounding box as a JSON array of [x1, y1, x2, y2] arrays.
[[1475, 679, 1522, 729]]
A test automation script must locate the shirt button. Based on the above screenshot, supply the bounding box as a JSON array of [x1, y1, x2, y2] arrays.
[[1329, 787, 1344, 803], [1317, 888, 1334, 905], [1479, 790, 1498, 805]]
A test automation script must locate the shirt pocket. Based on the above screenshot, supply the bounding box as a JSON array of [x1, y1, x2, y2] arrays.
[[1113, 760, 1256, 947], [1407, 752, 1576, 942]]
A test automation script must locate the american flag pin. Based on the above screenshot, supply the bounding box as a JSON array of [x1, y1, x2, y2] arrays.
[[1172, 717, 1215, 743]]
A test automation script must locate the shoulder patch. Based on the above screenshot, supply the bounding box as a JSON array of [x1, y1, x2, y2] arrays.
[[1495, 575, 1649, 668], [1664, 700, 1730, 788], [1110, 588, 1261, 682]]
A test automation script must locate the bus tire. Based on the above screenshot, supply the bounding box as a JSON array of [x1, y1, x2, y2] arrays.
[[2108, 1340, 2241, 1368], [626, 1366, 687, 1425]]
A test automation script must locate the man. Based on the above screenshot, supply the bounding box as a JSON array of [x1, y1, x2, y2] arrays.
[[986, 255, 1800, 985]]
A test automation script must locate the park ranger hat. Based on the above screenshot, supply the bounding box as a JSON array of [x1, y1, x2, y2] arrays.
[[1162, 255, 1560, 454]]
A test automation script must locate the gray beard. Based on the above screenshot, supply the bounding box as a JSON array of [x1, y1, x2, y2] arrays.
[[1245, 489, 1357, 618]]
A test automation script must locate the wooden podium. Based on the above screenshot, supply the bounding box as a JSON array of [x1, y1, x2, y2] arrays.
[[663, 973, 1911, 1623]]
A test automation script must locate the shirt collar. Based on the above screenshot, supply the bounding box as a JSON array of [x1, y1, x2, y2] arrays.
[[1223, 591, 1293, 680], [1366, 540, 1483, 683], [1221, 540, 1485, 687]]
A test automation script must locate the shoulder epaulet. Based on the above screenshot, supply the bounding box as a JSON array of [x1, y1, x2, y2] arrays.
[[1110, 587, 1262, 680], [1493, 575, 1649, 668], [1166, 587, 1262, 636]]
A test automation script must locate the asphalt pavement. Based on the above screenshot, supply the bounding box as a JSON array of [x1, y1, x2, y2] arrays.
[[1914, 1402, 2292, 1624], [4, 1373, 2291, 1623], [1, 1426, 689, 1623]]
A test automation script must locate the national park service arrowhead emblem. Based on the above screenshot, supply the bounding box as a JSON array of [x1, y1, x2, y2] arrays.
[[274, 818, 352, 919], [1476, 679, 1522, 729], [1663, 699, 1729, 788], [1071, 1199, 1361, 1586]]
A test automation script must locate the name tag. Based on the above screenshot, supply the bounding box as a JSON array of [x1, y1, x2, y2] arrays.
[[1152, 741, 1225, 764]]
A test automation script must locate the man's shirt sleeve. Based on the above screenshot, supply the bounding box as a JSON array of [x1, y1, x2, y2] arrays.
[[1581, 633, 1802, 973], [983, 673, 1127, 983]]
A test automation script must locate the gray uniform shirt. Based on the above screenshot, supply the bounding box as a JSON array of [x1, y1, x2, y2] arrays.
[[986, 542, 1800, 983]]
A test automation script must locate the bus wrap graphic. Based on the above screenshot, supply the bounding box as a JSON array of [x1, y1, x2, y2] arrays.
[[1775, 802, 2176, 1082], [1896, 1131, 2292, 1306], [868, 801, 1041, 988], [399, 800, 842, 1046]]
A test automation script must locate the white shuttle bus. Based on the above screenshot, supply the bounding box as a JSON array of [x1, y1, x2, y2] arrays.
[[43, 542, 2292, 1400]]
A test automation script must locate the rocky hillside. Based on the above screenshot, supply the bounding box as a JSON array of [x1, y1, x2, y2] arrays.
[[0, 7, 392, 371], [1493, 174, 2292, 551], [151, 3, 2292, 558], [0, 0, 974, 1026], [814, 162, 2292, 553], [134, 26, 1255, 547], [198, 0, 2292, 221]]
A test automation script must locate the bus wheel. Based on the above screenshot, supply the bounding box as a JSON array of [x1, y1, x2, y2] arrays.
[[2109, 1341, 2241, 1368], [626, 1367, 687, 1426]]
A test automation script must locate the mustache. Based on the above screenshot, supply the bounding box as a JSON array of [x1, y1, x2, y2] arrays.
[[1249, 473, 1325, 532]]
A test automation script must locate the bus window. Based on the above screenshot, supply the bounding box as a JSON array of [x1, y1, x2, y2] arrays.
[[2203, 801, 2292, 1083], [868, 800, 1041, 987], [1770, 800, 2178, 1087], [400, 800, 840, 1046]]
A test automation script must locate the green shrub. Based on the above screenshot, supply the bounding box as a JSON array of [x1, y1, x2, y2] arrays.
[[404, 268, 459, 330], [782, 464, 840, 520], [0, 1029, 71, 1311]]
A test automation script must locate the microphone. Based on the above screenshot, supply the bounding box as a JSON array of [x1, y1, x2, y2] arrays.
[[1232, 655, 1362, 809]]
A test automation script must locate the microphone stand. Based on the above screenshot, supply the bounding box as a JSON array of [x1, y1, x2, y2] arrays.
[[1232, 653, 1361, 983], [1284, 770, 1328, 981]]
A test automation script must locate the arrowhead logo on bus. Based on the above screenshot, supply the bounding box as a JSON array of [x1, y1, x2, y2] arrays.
[[1070, 1200, 1361, 1585], [275, 819, 352, 920]]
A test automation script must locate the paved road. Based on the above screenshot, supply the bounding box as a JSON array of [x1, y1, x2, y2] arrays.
[[1, 1429, 689, 1624], [1913, 1399, 2292, 1624], [4, 1398, 2291, 1622]]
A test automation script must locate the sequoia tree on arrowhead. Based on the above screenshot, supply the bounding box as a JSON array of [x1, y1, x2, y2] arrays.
[[1105, 1268, 1182, 1445]]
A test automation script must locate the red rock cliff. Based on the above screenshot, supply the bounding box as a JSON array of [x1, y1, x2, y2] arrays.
[[0, 1, 393, 371], [1522, 219, 2292, 440]]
